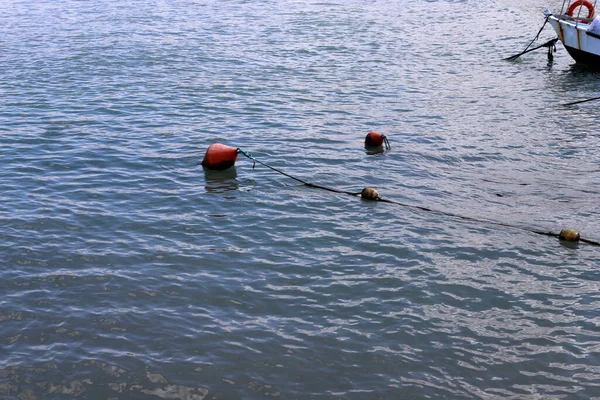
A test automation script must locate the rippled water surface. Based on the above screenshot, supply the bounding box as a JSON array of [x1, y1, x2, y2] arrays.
[[2, 0, 600, 399]]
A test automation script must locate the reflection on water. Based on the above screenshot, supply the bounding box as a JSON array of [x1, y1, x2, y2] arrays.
[[0, 363, 209, 400], [203, 167, 239, 194]]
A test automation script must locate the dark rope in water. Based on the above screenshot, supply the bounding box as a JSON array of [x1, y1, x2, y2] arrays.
[[563, 95, 600, 106], [237, 148, 361, 196], [236, 149, 600, 246], [505, 16, 551, 60], [505, 38, 558, 61], [383, 135, 391, 150], [380, 197, 600, 246]]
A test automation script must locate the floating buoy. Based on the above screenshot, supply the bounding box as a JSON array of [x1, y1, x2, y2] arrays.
[[365, 131, 390, 150], [361, 187, 379, 200], [365, 131, 385, 147], [559, 229, 580, 242], [201, 143, 238, 170]]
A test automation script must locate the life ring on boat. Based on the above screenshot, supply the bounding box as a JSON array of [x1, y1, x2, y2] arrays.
[[567, 0, 595, 20]]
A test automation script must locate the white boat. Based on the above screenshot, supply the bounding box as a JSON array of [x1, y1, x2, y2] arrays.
[[546, 0, 600, 64]]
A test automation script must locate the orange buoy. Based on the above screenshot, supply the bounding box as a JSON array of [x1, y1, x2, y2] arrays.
[[201, 143, 238, 170], [365, 131, 385, 147], [365, 131, 390, 150]]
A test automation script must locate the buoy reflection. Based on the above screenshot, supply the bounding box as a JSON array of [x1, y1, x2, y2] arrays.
[[204, 167, 238, 193]]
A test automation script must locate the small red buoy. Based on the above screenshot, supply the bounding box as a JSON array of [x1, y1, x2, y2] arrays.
[[365, 131, 390, 149], [201, 143, 238, 170]]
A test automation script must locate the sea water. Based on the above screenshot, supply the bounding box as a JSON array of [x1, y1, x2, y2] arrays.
[[1, 0, 600, 398]]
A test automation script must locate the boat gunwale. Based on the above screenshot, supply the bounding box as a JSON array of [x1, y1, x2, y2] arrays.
[[551, 13, 594, 25]]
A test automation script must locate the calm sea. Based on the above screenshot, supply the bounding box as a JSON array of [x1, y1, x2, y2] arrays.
[[2, 0, 600, 399]]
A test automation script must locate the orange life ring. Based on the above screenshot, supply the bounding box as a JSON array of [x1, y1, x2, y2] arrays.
[[568, 0, 595, 20]]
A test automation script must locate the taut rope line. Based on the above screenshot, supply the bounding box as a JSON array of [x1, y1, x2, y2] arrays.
[[236, 148, 600, 247], [237, 148, 362, 196], [505, 16, 558, 61]]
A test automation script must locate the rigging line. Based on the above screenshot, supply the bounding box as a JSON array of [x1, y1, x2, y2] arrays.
[[560, 0, 568, 15]]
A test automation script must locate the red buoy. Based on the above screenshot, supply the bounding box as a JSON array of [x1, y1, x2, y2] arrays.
[[365, 131, 385, 148], [201, 143, 238, 170]]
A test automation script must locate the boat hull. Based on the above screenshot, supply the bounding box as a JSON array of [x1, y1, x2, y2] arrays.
[[548, 14, 600, 64], [563, 44, 600, 63]]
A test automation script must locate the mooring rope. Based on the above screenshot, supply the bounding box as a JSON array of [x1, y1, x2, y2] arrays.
[[563, 95, 600, 106], [236, 148, 600, 246], [505, 38, 558, 61], [237, 148, 361, 196], [378, 196, 600, 246], [505, 16, 558, 61], [383, 135, 391, 150]]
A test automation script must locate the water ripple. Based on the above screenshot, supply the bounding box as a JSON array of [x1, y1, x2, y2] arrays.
[[2, 0, 600, 398]]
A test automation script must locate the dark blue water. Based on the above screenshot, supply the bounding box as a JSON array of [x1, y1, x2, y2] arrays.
[[2, 0, 600, 398]]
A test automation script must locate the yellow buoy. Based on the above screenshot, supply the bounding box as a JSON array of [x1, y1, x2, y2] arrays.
[[559, 229, 580, 242], [361, 187, 379, 200]]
